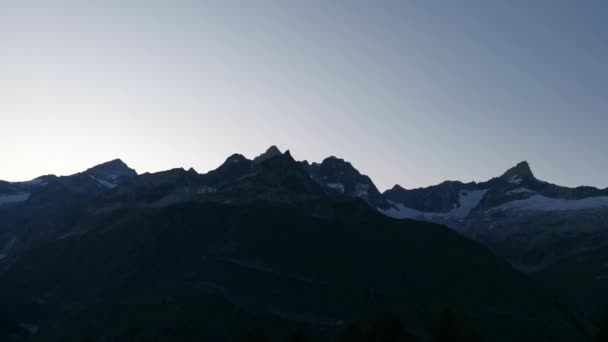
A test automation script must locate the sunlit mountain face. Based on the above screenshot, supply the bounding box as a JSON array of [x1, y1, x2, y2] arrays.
[[0, 146, 605, 341]]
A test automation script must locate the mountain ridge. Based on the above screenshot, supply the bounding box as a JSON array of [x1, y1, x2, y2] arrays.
[[2, 148, 607, 272], [0, 146, 602, 340]]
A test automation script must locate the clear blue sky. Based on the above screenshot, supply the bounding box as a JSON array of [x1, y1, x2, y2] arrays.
[[1, 1, 606, 190]]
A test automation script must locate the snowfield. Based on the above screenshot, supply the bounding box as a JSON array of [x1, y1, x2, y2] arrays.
[[488, 195, 608, 213], [380, 189, 488, 221], [506, 188, 536, 195]]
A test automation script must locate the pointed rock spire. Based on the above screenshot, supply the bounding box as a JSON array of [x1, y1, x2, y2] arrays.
[[501, 161, 535, 183]]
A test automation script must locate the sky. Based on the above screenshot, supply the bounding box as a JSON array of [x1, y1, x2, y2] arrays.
[[1, 0, 607, 190]]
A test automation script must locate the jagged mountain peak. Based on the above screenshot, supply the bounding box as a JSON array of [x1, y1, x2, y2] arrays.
[[303, 154, 388, 208], [258, 149, 298, 167], [253, 145, 283, 163]]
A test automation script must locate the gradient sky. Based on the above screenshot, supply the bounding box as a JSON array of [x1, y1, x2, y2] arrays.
[[1, 1, 607, 190]]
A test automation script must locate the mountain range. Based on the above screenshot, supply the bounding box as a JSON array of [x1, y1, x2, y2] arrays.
[[0, 146, 606, 341]]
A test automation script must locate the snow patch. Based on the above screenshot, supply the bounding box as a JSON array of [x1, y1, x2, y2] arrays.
[[508, 175, 523, 185], [354, 184, 370, 197], [506, 188, 536, 195], [381, 189, 488, 221], [450, 189, 489, 218], [488, 195, 608, 213], [90, 176, 117, 189], [381, 203, 425, 220], [326, 183, 345, 193]]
